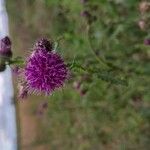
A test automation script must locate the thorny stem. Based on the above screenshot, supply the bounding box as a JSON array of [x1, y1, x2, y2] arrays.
[[68, 60, 101, 74], [68, 60, 128, 86]]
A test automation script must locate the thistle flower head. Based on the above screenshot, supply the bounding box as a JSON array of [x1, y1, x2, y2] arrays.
[[0, 36, 12, 58], [24, 40, 69, 95]]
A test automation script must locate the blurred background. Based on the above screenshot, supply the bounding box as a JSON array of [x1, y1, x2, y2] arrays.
[[6, 0, 150, 149]]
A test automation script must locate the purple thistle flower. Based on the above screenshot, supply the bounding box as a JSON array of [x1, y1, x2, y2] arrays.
[[24, 44, 69, 95], [0, 36, 12, 58]]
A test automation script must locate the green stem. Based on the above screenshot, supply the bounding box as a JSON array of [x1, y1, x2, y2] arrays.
[[87, 25, 109, 68], [87, 25, 124, 72]]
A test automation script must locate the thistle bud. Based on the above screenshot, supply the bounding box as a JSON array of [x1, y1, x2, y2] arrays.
[[0, 36, 12, 71], [0, 36, 12, 58]]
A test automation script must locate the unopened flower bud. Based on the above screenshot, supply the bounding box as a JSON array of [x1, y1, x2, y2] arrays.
[[0, 36, 12, 71], [0, 36, 12, 58]]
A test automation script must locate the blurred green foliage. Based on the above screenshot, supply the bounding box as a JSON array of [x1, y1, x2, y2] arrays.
[[6, 0, 150, 149]]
